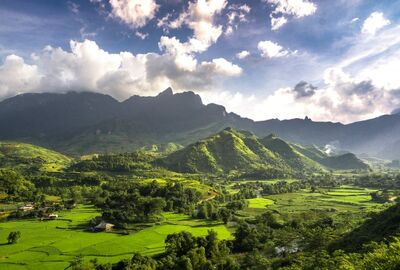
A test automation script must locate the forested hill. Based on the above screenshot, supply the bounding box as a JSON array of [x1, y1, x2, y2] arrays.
[[159, 128, 369, 175], [1, 88, 400, 159]]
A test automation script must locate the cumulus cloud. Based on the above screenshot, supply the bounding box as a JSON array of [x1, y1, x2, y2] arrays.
[[236, 50, 250, 59], [0, 39, 242, 101], [361, 11, 390, 35], [265, 0, 317, 30], [202, 67, 400, 124], [257, 40, 291, 58], [0, 55, 41, 99], [158, 0, 227, 49], [109, 0, 159, 29]]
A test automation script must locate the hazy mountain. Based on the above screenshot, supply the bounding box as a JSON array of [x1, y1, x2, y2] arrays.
[[0, 89, 399, 159]]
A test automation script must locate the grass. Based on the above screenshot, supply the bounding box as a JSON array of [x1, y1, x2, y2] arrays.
[[247, 198, 274, 209], [0, 205, 231, 269]]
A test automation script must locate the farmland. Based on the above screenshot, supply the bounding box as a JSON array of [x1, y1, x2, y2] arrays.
[[0, 205, 231, 269]]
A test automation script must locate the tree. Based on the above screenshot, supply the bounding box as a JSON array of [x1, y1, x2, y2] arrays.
[[7, 231, 21, 244]]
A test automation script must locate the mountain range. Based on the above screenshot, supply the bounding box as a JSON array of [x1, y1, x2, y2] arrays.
[[0, 88, 399, 160]]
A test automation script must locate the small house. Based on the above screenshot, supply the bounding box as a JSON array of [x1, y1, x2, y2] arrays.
[[48, 213, 58, 219], [19, 204, 34, 211], [94, 221, 114, 232]]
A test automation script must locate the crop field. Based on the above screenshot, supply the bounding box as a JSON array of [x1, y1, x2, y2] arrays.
[[236, 185, 391, 220], [265, 186, 389, 214], [247, 198, 274, 208], [0, 205, 231, 270], [226, 179, 299, 194]]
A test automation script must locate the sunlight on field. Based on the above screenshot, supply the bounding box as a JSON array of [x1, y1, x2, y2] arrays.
[[247, 198, 274, 209], [0, 205, 231, 269]]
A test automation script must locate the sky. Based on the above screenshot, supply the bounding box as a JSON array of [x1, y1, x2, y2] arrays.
[[0, 0, 400, 123]]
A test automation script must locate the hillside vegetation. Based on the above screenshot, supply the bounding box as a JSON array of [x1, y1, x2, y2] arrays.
[[0, 142, 72, 172], [160, 128, 368, 175]]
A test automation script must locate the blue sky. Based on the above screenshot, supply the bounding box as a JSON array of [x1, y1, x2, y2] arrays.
[[0, 0, 400, 123]]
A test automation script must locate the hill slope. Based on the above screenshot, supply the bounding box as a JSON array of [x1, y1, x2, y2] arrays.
[[260, 134, 324, 172], [292, 144, 370, 171], [160, 128, 288, 174], [161, 129, 369, 174], [0, 142, 72, 172]]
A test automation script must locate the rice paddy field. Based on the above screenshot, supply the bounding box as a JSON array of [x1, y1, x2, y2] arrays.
[[237, 185, 392, 219], [247, 198, 274, 208], [0, 205, 232, 270], [264, 185, 391, 214]]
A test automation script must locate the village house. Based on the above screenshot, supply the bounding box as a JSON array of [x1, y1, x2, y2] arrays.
[[94, 221, 114, 232], [19, 204, 34, 211]]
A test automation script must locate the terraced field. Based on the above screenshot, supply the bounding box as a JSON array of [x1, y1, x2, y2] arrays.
[[265, 186, 390, 214], [0, 205, 231, 269]]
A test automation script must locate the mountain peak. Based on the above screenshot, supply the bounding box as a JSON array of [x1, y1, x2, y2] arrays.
[[157, 87, 173, 97]]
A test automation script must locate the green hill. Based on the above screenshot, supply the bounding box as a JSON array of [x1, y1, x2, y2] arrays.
[[161, 129, 368, 175], [319, 153, 370, 170], [260, 134, 325, 172], [292, 144, 370, 171], [160, 128, 288, 174], [0, 142, 72, 172]]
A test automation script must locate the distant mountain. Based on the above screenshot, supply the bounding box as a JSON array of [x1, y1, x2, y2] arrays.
[[0, 89, 399, 159], [0, 89, 251, 155], [160, 128, 368, 174]]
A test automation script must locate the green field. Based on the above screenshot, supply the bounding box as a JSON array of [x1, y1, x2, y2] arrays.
[[0, 205, 231, 269], [247, 198, 274, 208], [264, 186, 389, 214]]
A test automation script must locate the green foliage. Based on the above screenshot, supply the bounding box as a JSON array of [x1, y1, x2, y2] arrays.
[[0, 169, 35, 199], [71, 151, 155, 172], [161, 129, 293, 175], [0, 142, 71, 172], [7, 231, 21, 244]]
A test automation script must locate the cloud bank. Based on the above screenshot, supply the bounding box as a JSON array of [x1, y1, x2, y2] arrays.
[[0, 39, 242, 100]]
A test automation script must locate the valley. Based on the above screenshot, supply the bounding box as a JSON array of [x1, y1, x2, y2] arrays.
[[0, 128, 399, 269]]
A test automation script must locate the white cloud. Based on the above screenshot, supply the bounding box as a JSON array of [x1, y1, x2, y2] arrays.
[[257, 40, 289, 58], [0, 39, 242, 101], [157, 0, 227, 50], [0, 55, 40, 99], [270, 16, 288, 31], [267, 0, 317, 17], [265, 0, 316, 30], [236, 50, 250, 59], [201, 58, 242, 76], [361, 11, 390, 35], [109, 0, 159, 29], [203, 67, 400, 124], [204, 20, 400, 124]]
